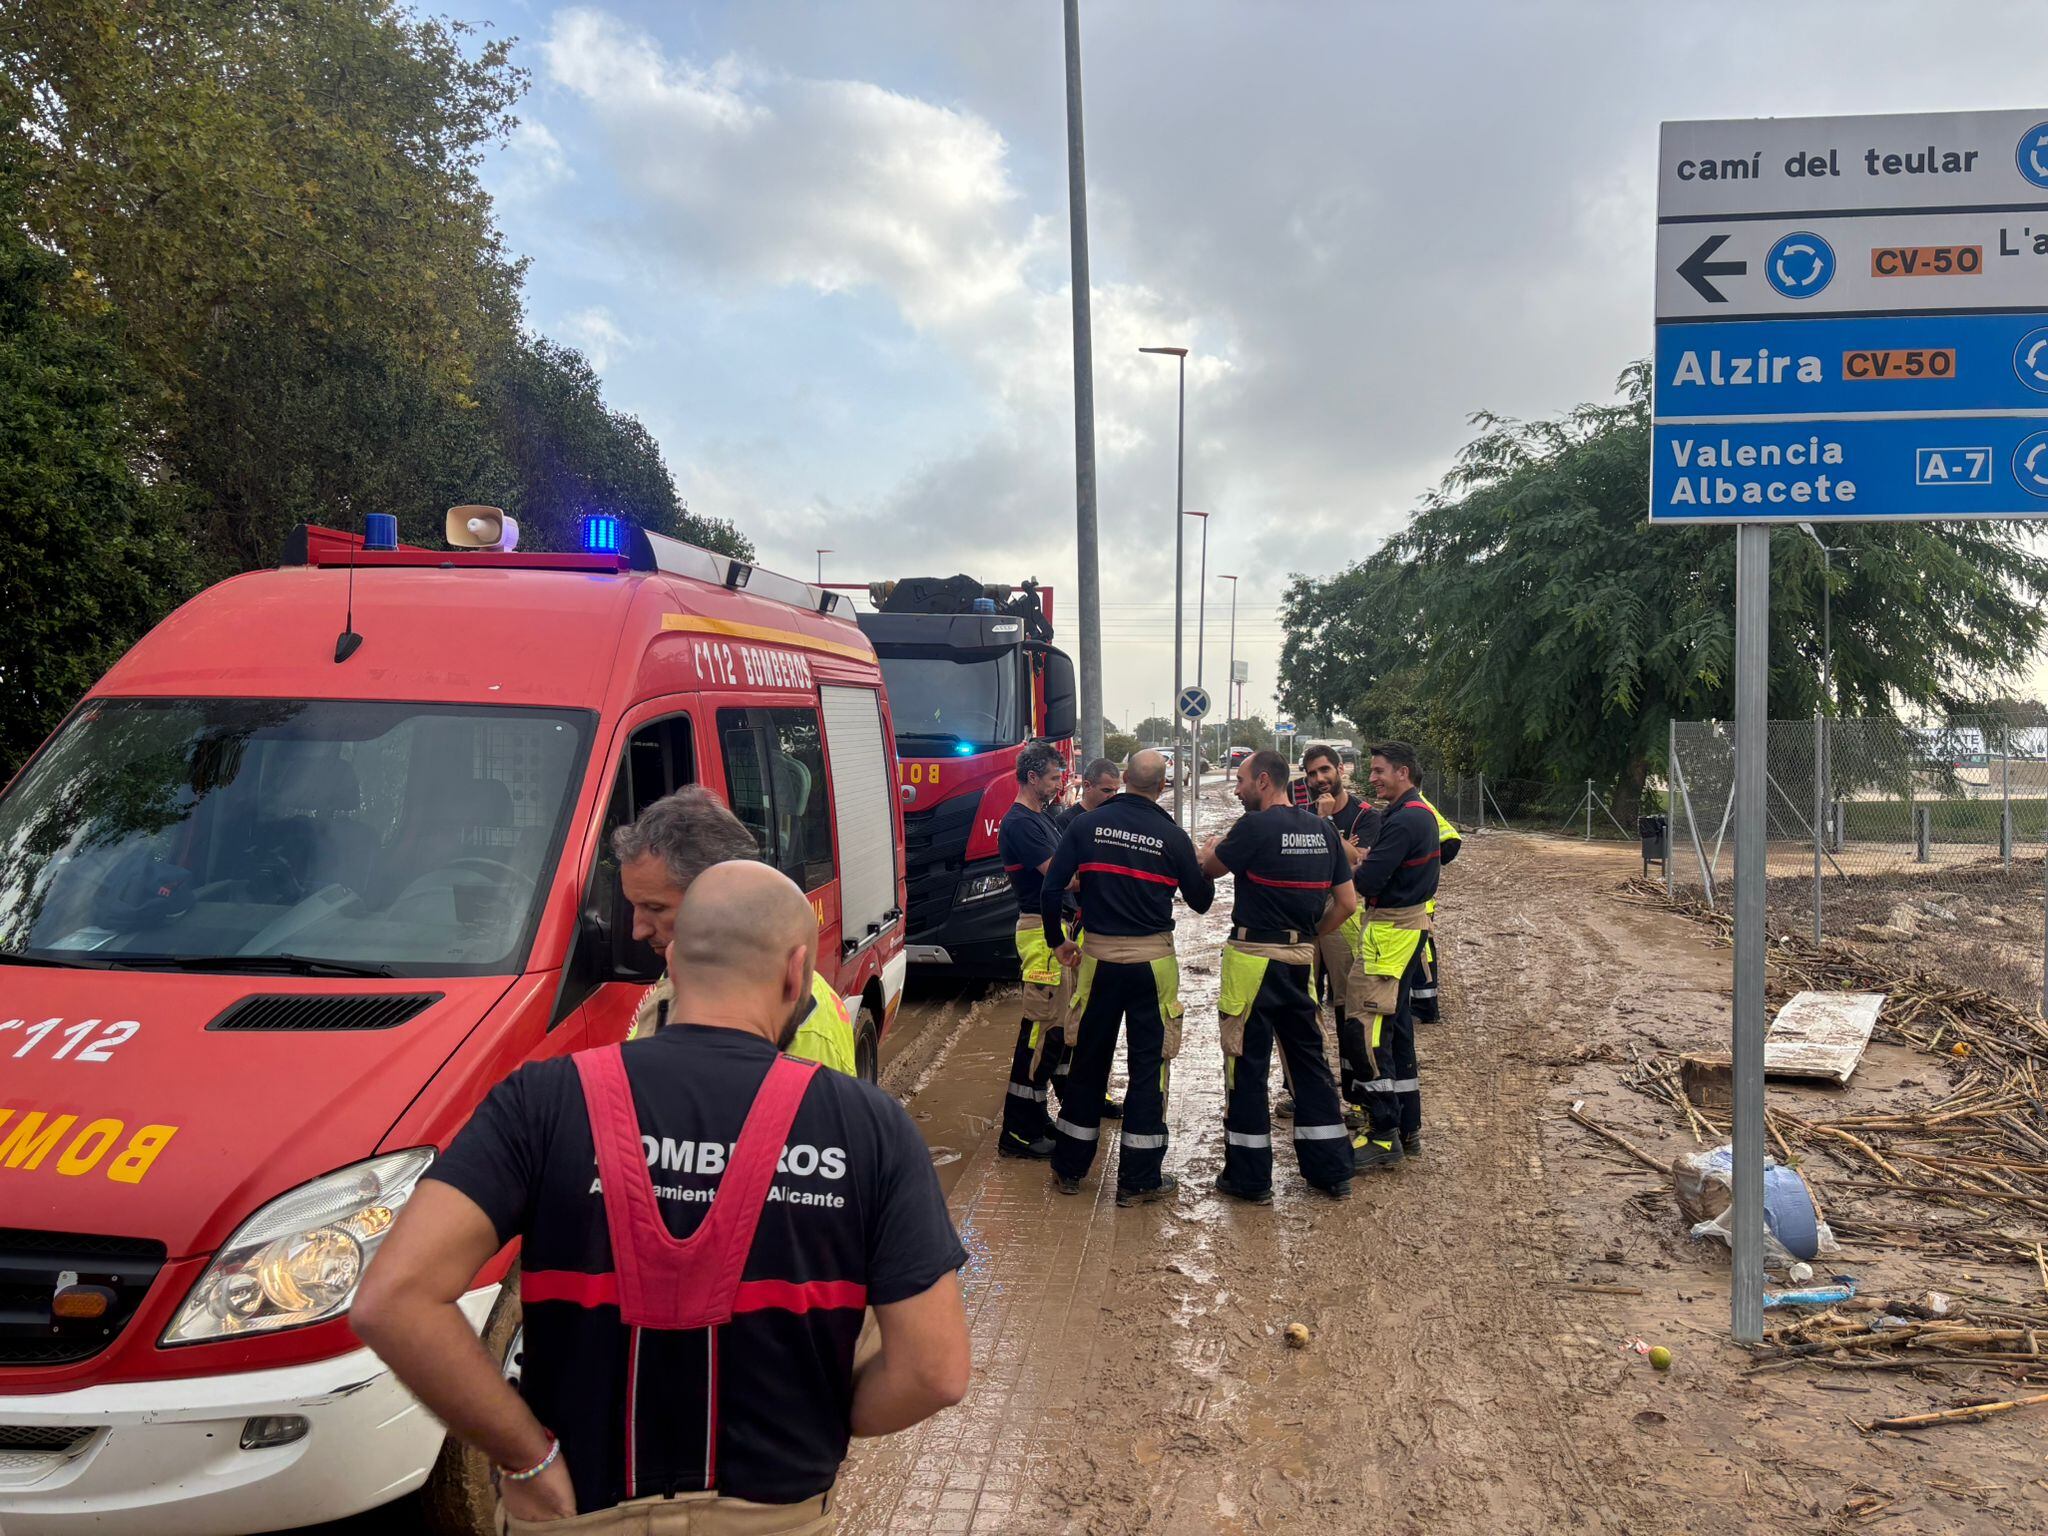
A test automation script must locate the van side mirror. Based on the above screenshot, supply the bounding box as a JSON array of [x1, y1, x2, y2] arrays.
[[1040, 648, 1077, 740]]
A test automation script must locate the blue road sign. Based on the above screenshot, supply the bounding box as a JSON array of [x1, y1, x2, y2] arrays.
[[1176, 685, 1212, 721], [1653, 110, 2048, 524], [1762, 231, 1834, 300]]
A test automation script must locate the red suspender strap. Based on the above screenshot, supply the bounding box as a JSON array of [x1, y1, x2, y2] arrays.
[[574, 1046, 821, 1331]]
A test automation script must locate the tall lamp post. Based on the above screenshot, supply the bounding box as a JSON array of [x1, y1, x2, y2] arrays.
[[1184, 510, 1209, 787], [1062, 0, 1104, 764], [815, 548, 832, 584], [1141, 344, 1190, 826], [1218, 573, 1238, 753]]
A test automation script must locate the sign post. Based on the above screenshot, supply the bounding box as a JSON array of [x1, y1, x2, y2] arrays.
[[1654, 108, 2048, 1341]]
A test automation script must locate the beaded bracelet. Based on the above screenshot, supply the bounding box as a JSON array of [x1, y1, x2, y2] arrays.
[[499, 1436, 560, 1484]]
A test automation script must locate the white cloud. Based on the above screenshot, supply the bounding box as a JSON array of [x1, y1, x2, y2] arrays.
[[541, 9, 1036, 330], [557, 306, 636, 372], [495, 119, 572, 200]]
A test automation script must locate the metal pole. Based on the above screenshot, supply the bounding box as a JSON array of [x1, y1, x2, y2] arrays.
[[1195, 514, 1208, 698], [1667, 720, 1678, 900], [2003, 738, 2013, 869], [1586, 780, 1593, 842], [1731, 523, 1770, 1343], [1812, 711, 1823, 946], [1173, 356, 1186, 827], [1477, 773, 1486, 832], [1062, 0, 1104, 766], [1223, 575, 1237, 747]]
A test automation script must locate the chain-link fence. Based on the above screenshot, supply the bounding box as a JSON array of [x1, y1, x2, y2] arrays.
[[1418, 759, 1658, 840], [1669, 716, 2048, 1010]]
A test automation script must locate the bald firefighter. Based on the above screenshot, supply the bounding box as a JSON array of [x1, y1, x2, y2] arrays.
[[617, 788, 858, 1073]]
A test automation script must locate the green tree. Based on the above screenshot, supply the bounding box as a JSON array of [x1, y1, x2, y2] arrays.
[[1279, 362, 2048, 813], [1130, 716, 1175, 744], [0, 158, 195, 773], [1102, 730, 1139, 762]]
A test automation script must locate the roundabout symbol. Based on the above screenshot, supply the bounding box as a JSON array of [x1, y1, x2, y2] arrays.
[[2016, 327, 2048, 394], [2014, 432, 2048, 498], [1765, 231, 1835, 300], [2017, 121, 2048, 189]]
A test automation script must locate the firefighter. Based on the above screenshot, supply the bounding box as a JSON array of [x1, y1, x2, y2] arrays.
[[1349, 741, 1441, 1170], [1039, 748, 1214, 1205], [1290, 743, 1380, 1122], [1197, 750, 1358, 1202], [355, 861, 970, 1528], [616, 788, 858, 1073], [1407, 792, 1462, 1024], [998, 743, 1077, 1158]]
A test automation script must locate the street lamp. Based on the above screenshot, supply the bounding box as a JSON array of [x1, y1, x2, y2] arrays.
[[1141, 344, 1190, 826], [816, 548, 833, 584], [1184, 510, 1209, 787], [1218, 573, 1239, 751]]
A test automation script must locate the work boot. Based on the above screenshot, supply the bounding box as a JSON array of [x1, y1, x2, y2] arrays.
[[1050, 1170, 1083, 1196], [1274, 1095, 1296, 1120], [1401, 1131, 1424, 1158], [1116, 1172, 1179, 1207], [1100, 1097, 1124, 1121], [1352, 1134, 1405, 1172], [1309, 1178, 1354, 1201], [1213, 1171, 1274, 1205], [1000, 1131, 1057, 1160], [1342, 1104, 1365, 1131]]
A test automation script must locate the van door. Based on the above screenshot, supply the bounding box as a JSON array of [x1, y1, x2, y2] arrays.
[[716, 706, 840, 975], [818, 685, 898, 962], [561, 708, 698, 1045]]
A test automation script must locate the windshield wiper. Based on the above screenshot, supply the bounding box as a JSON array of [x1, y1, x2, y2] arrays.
[[102, 953, 399, 978], [0, 951, 112, 969]]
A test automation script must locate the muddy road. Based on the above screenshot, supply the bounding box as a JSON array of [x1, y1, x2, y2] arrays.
[[838, 794, 2048, 1536], [307, 792, 2045, 1536]]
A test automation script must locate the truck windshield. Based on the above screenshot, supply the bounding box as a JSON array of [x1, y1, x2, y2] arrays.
[[878, 654, 1021, 751], [0, 699, 591, 977]]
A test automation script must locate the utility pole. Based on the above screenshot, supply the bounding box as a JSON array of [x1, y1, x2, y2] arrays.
[[1141, 345, 1190, 826], [1062, 0, 1104, 764], [1220, 572, 1238, 749]]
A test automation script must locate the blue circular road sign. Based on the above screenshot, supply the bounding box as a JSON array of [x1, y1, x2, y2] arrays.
[[1765, 232, 1835, 300], [2014, 432, 2048, 498], [2017, 122, 2048, 189], [2015, 327, 2048, 394], [1176, 685, 1212, 721]]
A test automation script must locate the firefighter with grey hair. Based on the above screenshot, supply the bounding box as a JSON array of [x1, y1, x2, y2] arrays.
[[614, 786, 859, 1073]]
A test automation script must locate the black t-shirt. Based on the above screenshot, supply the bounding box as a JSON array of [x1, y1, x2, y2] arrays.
[[1322, 792, 1382, 849], [997, 800, 1060, 910], [428, 1028, 966, 1512], [1039, 792, 1214, 937], [1214, 803, 1350, 934]]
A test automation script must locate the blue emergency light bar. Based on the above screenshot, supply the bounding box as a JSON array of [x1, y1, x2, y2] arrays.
[[579, 514, 625, 555]]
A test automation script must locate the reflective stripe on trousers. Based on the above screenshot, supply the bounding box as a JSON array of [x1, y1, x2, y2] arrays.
[[1220, 956, 1351, 1193], [1052, 956, 1174, 1192]]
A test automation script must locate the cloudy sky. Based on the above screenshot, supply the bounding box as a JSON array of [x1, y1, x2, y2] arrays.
[[458, 0, 2048, 727]]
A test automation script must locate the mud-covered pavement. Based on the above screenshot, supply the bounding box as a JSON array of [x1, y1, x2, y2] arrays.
[[839, 788, 2048, 1536]]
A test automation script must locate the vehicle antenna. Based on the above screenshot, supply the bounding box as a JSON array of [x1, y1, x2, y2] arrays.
[[334, 513, 365, 663]]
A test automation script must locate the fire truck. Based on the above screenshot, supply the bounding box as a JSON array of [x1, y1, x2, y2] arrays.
[[845, 576, 1077, 977]]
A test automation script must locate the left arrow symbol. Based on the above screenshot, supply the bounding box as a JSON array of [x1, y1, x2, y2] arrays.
[[1678, 233, 1746, 304]]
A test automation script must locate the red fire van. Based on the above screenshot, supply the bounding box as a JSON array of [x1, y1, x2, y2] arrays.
[[0, 515, 907, 1534]]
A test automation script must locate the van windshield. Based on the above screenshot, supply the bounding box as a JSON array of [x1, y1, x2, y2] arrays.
[[878, 653, 1021, 751], [0, 699, 591, 977]]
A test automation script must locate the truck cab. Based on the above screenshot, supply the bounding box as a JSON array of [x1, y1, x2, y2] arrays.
[[0, 517, 907, 1535], [850, 577, 1075, 977]]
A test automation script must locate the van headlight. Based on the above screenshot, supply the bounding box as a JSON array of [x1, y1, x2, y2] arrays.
[[163, 1148, 435, 1344]]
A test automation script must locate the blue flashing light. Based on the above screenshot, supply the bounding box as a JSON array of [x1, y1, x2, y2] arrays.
[[580, 513, 626, 555], [954, 741, 976, 756], [362, 513, 398, 552]]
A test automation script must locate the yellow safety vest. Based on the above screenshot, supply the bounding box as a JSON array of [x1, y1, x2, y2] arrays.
[[631, 970, 858, 1077]]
